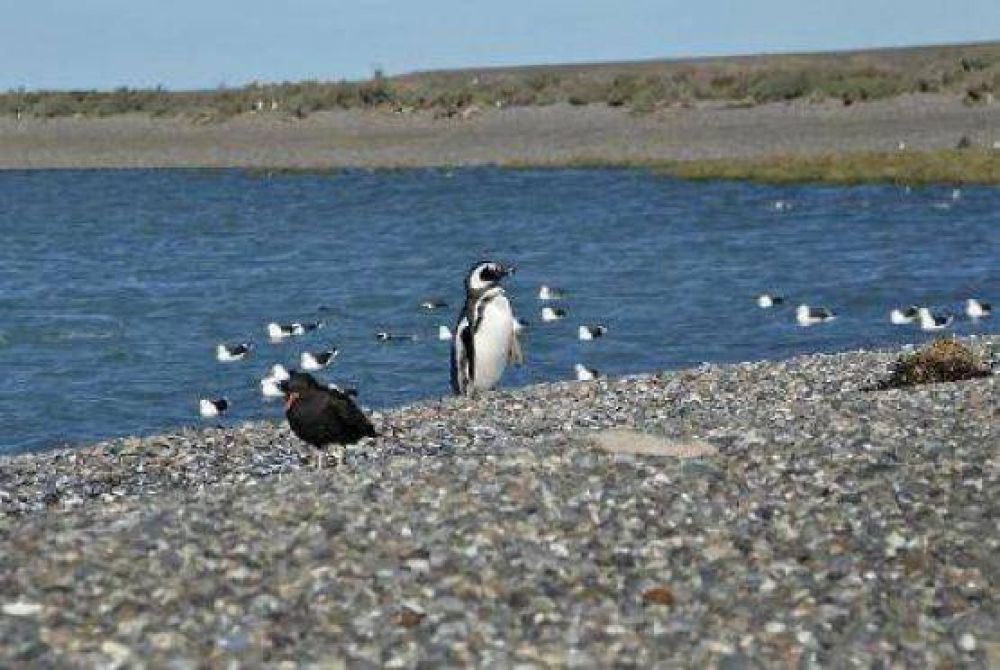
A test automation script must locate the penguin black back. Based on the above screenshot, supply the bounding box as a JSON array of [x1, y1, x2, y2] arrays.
[[281, 371, 376, 448]]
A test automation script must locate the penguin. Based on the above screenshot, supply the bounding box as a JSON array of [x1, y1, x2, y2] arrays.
[[199, 397, 229, 418], [917, 308, 953, 331], [890, 305, 921, 325], [450, 260, 523, 395], [216, 342, 252, 362], [796, 305, 836, 326], [301, 349, 338, 371], [279, 371, 376, 448], [965, 298, 992, 320]]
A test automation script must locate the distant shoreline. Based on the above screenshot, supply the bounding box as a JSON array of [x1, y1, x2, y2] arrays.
[[1, 94, 998, 183]]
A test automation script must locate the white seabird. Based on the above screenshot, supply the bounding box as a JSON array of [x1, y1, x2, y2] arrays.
[[578, 325, 607, 341], [574, 363, 600, 381], [796, 304, 836, 326], [216, 342, 252, 362], [199, 397, 229, 418], [301, 349, 338, 371], [538, 285, 566, 301], [889, 305, 921, 325], [757, 294, 785, 309], [541, 306, 567, 322], [965, 298, 992, 320], [917, 308, 953, 331]]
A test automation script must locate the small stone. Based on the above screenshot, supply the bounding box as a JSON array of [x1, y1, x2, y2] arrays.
[[642, 586, 674, 605], [398, 609, 425, 628], [765, 621, 786, 634], [2, 601, 43, 617], [958, 633, 976, 652], [100, 640, 133, 667]]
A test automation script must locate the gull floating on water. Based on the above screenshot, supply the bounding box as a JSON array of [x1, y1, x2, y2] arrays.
[[757, 294, 785, 309], [420, 299, 448, 310], [541, 306, 567, 322], [965, 298, 992, 320], [574, 363, 600, 382], [267, 321, 323, 341], [216, 342, 252, 362], [301, 349, 338, 371], [796, 305, 836, 327], [890, 305, 921, 325], [917, 307, 953, 331], [578, 325, 607, 341], [260, 364, 290, 399], [438, 325, 452, 341], [538, 285, 566, 301], [199, 397, 229, 418], [376, 331, 417, 342]]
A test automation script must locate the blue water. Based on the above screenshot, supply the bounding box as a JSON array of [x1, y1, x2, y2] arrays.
[[0, 168, 996, 454]]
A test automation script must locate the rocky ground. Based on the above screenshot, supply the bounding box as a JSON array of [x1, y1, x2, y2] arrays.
[[0, 338, 996, 667], [1, 94, 998, 170]]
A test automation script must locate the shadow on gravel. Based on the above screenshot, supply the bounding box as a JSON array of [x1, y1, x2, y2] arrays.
[[869, 338, 992, 390]]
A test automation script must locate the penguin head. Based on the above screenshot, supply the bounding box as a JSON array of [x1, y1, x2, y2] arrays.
[[466, 261, 515, 292]]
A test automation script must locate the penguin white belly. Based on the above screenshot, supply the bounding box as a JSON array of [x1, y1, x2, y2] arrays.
[[472, 296, 514, 391]]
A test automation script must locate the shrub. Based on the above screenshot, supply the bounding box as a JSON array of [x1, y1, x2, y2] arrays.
[[879, 339, 990, 388]]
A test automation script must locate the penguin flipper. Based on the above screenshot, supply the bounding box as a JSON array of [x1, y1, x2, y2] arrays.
[[508, 328, 524, 366], [450, 316, 472, 395]]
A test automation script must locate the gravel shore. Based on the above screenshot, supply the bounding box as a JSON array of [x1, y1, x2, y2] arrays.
[[2, 94, 998, 170], [1, 338, 996, 667]]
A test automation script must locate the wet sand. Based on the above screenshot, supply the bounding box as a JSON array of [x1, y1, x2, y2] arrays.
[[1, 94, 997, 170]]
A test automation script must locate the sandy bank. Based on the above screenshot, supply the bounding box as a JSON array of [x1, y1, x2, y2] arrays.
[[1, 95, 998, 170]]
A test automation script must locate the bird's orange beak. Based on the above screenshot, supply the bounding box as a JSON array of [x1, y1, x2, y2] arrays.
[[284, 392, 300, 412]]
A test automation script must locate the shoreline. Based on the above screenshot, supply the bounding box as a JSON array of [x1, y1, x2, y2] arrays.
[[1, 338, 996, 665], [2, 94, 999, 183]]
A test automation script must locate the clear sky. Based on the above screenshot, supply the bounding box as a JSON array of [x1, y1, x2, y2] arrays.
[[3, 1, 999, 91]]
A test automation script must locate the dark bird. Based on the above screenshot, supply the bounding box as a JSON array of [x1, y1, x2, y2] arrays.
[[280, 371, 376, 456]]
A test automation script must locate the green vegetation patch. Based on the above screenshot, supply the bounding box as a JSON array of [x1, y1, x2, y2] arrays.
[[878, 339, 991, 389], [653, 149, 1000, 185]]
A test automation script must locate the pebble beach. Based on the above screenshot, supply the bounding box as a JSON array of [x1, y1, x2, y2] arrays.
[[1, 337, 996, 666], [2, 94, 999, 170]]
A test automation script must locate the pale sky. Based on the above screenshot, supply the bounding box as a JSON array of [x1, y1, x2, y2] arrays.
[[3, 1, 999, 91]]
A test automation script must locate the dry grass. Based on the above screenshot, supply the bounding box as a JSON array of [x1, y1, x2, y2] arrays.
[[879, 339, 991, 389]]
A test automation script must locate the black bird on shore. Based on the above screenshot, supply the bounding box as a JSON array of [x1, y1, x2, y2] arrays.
[[279, 371, 376, 461]]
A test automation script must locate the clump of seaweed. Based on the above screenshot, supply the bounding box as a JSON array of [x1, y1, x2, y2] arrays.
[[879, 339, 991, 389]]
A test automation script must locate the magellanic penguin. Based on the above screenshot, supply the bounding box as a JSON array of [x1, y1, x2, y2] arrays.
[[450, 261, 523, 395]]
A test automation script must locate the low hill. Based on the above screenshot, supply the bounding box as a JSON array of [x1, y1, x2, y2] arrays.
[[2, 41, 998, 121]]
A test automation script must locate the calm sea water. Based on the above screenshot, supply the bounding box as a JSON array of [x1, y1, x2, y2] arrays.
[[0, 168, 996, 454]]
